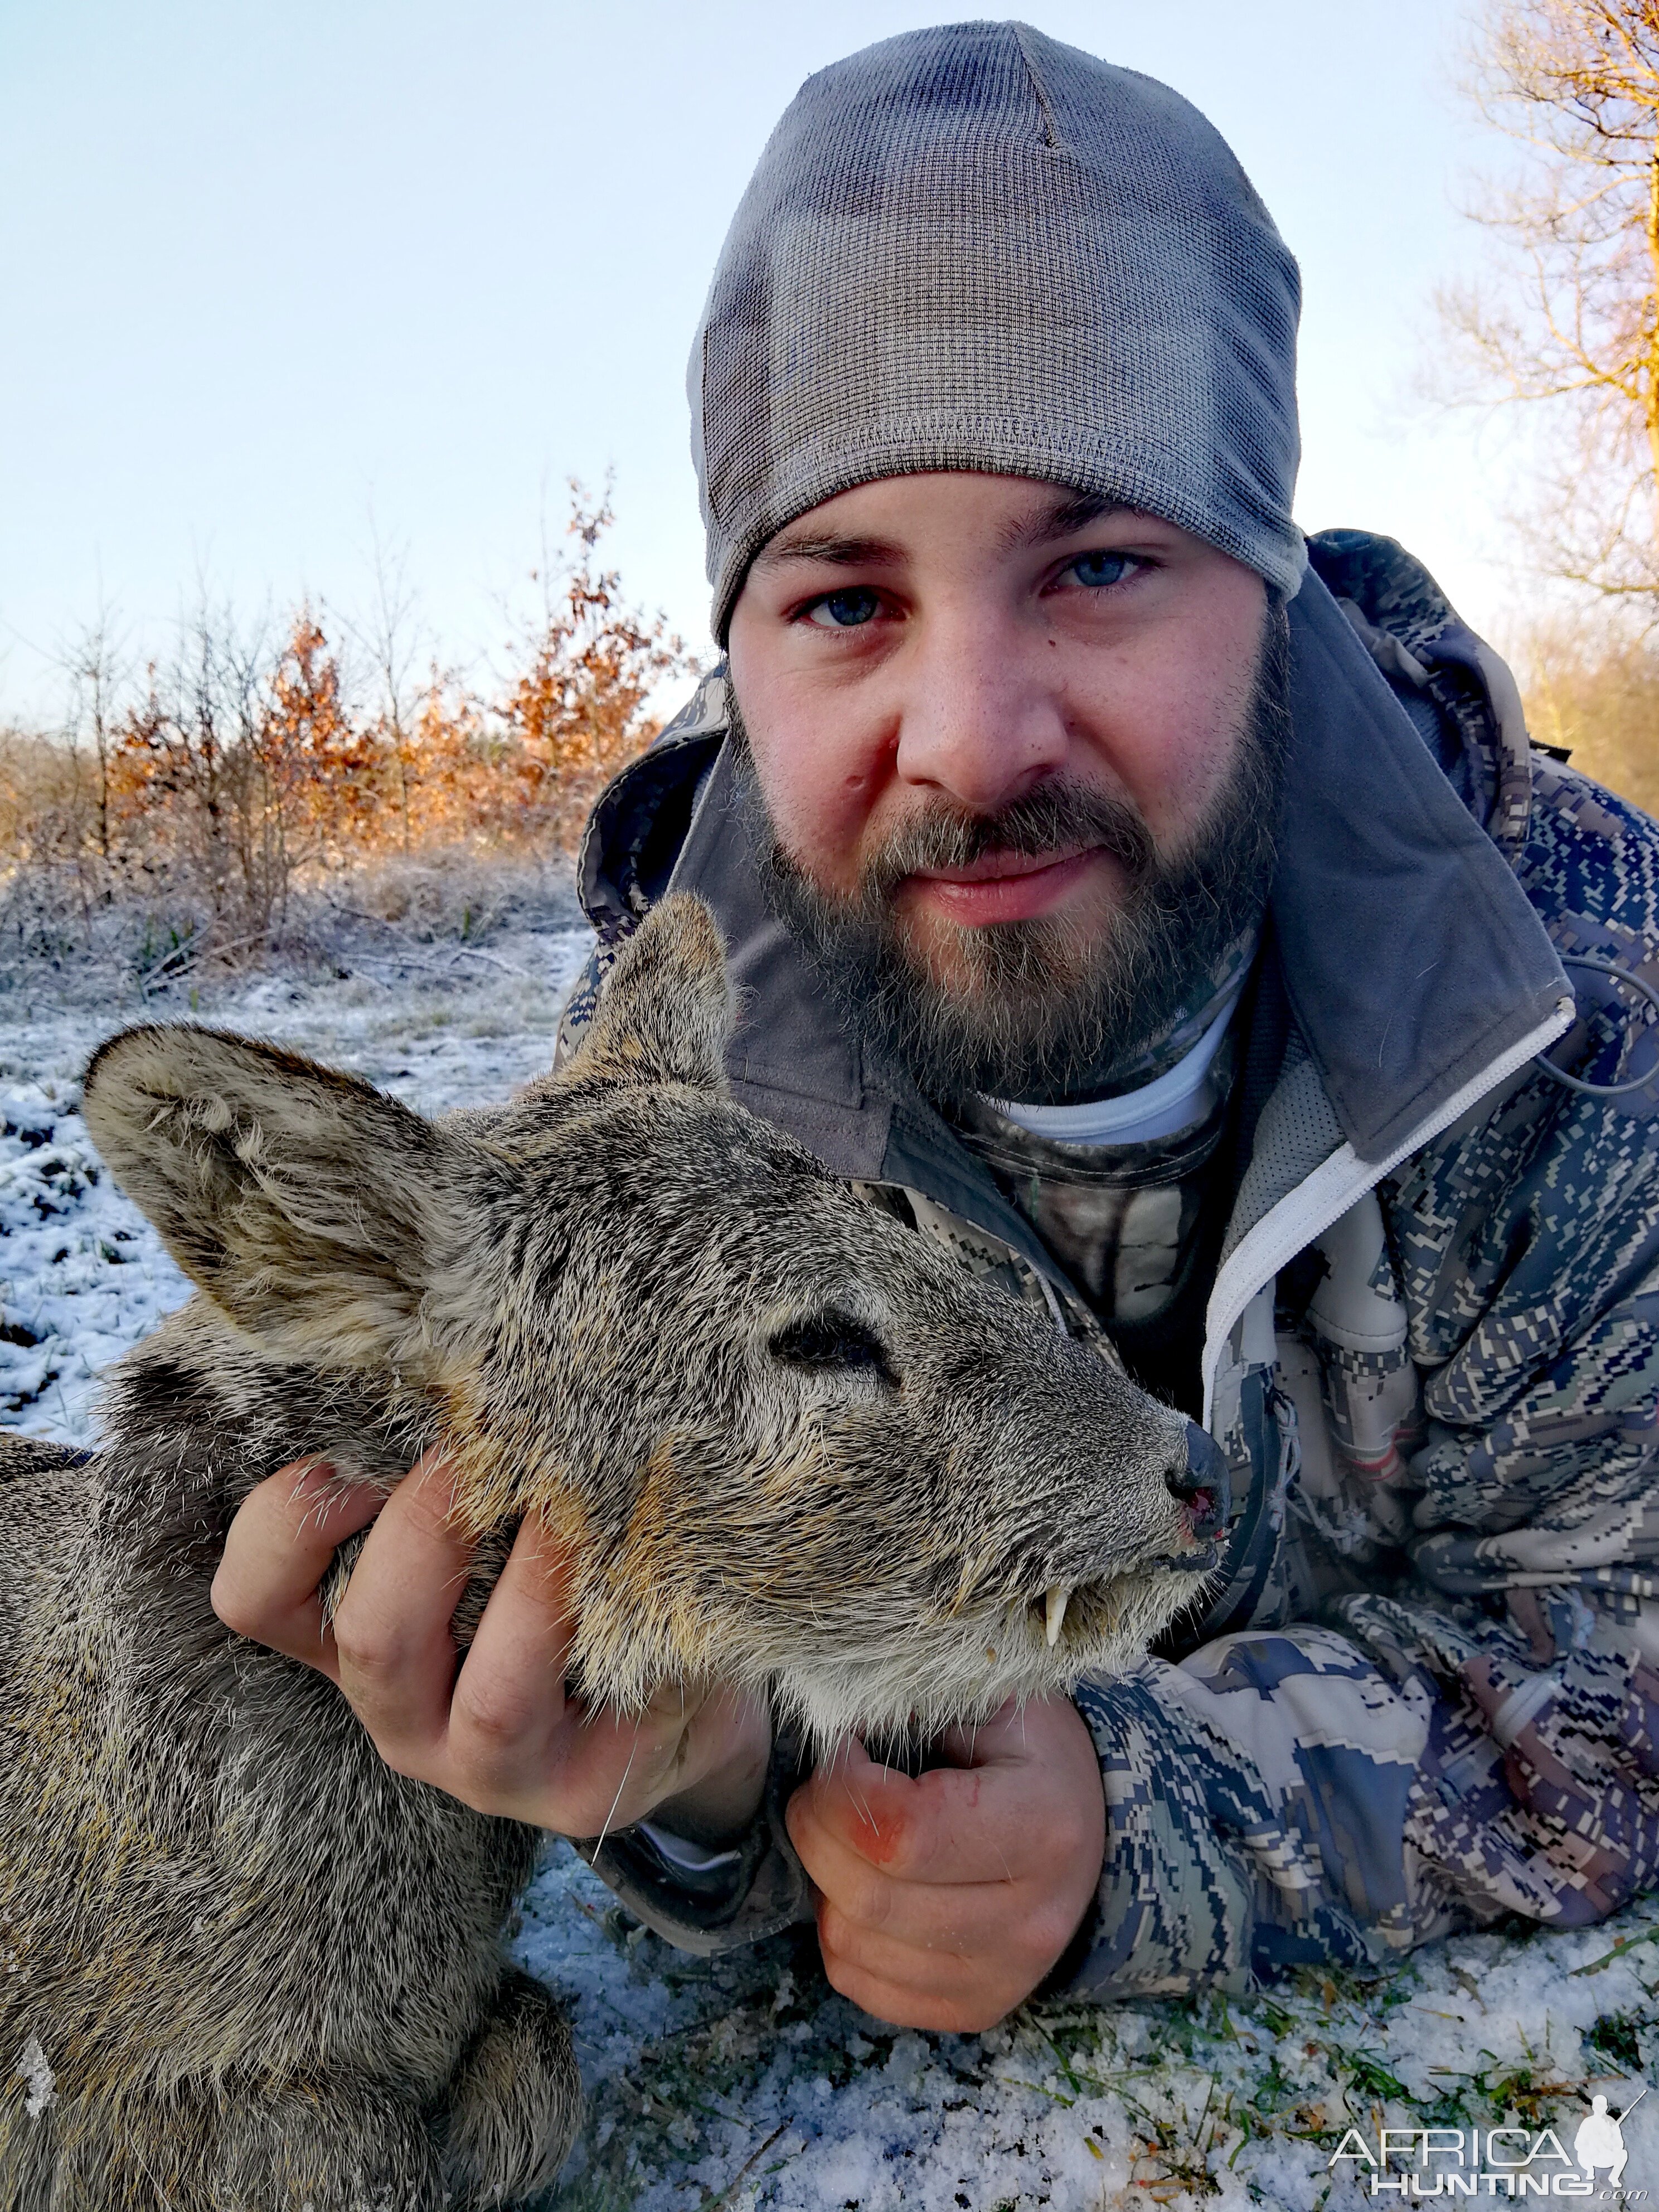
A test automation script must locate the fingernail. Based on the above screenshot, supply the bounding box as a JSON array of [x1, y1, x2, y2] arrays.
[[285, 1457, 337, 1500]]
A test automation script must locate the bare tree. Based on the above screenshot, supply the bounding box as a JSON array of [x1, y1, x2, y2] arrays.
[[114, 597, 284, 944], [342, 521, 425, 856], [1521, 612, 1659, 802], [1439, 1, 1659, 608], [57, 604, 125, 875]]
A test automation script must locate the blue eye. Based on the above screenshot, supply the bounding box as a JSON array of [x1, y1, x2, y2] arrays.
[[805, 587, 882, 628], [1066, 550, 1135, 590]]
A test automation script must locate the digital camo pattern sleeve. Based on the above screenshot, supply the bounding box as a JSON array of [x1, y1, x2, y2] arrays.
[[1065, 1630, 1451, 1999], [1065, 759, 1659, 1998], [1348, 760, 1659, 1936], [552, 940, 612, 1073]]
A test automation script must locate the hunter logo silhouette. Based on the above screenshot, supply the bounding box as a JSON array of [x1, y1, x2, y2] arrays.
[[1575, 2088, 1645, 2188]]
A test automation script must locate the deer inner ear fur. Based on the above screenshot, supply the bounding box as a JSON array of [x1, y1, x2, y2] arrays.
[[566, 892, 735, 1093], [81, 1025, 473, 1370]]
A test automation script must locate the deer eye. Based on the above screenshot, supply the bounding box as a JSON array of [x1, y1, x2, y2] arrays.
[[769, 1311, 896, 1385]]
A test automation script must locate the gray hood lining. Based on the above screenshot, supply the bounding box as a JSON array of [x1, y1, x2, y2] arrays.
[[1274, 573, 1566, 1162]]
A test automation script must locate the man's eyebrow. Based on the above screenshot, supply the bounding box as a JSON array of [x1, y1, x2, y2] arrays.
[[1000, 490, 1125, 551], [753, 492, 1131, 573], [751, 531, 904, 571]]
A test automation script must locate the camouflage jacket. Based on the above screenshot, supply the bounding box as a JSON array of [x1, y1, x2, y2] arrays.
[[561, 532, 1659, 1997]]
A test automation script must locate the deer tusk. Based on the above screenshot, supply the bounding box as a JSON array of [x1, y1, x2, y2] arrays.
[[1044, 1585, 1070, 1648]]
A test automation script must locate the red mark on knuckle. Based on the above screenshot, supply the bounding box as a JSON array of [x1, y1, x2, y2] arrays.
[[856, 1804, 909, 1868]]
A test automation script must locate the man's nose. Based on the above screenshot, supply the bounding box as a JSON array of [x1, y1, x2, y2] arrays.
[[890, 608, 1070, 814]]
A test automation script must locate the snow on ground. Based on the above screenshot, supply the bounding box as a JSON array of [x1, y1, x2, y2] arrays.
[[0, 924, 595, 1445], [6, 925, 1659, 2210]]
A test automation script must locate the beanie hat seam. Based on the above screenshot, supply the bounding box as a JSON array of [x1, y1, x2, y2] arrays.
[[1010, 22, 1064, 149]]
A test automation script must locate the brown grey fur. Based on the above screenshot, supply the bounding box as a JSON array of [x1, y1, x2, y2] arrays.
[[0, 894, 1210, 2208]]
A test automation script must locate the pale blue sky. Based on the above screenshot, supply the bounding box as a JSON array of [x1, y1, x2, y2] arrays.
[[1, 1, 1521, 719]]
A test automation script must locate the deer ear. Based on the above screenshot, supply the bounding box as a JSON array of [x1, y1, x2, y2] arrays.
[[81, 1025, 472, 1369], [569, 892, 735, 1092]]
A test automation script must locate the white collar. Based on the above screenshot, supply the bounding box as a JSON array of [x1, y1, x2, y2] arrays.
[[986, 981, 1244, 1148]]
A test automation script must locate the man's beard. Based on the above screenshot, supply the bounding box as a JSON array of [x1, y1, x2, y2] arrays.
[[734, 604, 1291, 1109]]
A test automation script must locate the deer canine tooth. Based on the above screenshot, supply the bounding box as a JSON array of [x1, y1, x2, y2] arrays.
[[1044, 1585, 1069, 1647]]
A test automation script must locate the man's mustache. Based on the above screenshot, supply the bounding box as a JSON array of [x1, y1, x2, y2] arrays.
[[855, 781, 1156, 910]]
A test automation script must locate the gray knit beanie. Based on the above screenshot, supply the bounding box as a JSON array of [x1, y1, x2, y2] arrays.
[[691, 20, 1303, 642]]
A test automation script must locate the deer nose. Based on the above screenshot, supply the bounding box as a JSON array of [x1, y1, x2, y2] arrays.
[[1168, 1422, 1230, 1540]]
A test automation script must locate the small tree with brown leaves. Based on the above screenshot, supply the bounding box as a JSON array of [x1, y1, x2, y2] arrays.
[[1522, 617, 1659, 805], [1441, 1, 1659, 609], [263, 610, 389, 862], [494, 486, 687, 851]]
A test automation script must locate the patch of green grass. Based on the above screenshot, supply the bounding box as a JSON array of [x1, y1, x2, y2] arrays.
[[1345, 2051, 1409, 2104], [1587, 2010, 1645, 2070]]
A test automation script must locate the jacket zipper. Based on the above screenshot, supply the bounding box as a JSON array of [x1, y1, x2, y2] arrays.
[[1200, 1000, 1575, 1428]]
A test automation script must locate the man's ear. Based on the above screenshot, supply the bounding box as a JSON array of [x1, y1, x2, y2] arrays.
[[568, 891, 735, 1092], [81, 1025, 472, 1369]]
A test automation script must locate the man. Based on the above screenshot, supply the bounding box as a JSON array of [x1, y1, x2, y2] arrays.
[[214, 23, 1659, 2029]]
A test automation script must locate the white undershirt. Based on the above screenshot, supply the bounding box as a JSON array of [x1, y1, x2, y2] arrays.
[[986, 978, 1246, 1148]]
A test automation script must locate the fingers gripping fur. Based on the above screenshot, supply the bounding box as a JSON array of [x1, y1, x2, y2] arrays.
[[81, 1025, 473, 1371], [565, 892, 735, 1093]]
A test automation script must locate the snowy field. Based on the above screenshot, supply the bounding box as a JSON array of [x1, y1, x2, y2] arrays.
[[6, 919, 1659, 2210]]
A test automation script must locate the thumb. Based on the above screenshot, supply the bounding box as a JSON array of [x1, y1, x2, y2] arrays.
[[794, 1734, 924, 1845]]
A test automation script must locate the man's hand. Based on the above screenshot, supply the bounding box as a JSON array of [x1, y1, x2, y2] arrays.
[[211, 1451, 772, 1844], [785, 1694, 1105, 2032]]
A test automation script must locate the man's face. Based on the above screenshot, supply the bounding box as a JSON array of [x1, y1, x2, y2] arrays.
[[725, 471, 1284, 1104]]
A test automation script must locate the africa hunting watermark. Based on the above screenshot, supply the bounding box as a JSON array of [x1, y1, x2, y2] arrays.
[[1328, 2088, 1648, 2196]]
